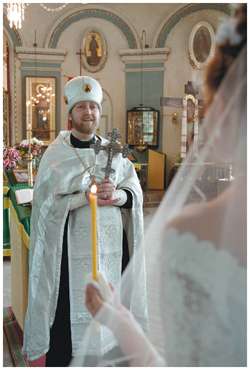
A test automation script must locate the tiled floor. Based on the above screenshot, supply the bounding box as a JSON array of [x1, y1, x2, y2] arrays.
[[2, 207, 158, 366]]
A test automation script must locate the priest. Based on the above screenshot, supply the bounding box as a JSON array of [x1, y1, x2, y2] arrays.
[[23, 76, 147, 366]]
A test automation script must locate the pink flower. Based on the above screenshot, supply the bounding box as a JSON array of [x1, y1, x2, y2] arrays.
[[4, 159, 10, 167], [3, 147, 21, 170]]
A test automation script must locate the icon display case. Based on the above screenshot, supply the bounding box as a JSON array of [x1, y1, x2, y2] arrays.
[[127, 106, 159, 147]]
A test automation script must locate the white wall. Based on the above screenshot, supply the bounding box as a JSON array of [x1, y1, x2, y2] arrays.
[[162, 9, 227, 168], [5, 3, 228, 170], [18, 4, 180, 48], [57, 16, 128, 138]]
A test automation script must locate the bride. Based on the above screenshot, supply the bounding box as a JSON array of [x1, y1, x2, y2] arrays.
[[81, 4, 246, 367]]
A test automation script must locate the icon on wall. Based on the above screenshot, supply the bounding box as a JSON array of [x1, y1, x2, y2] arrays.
[[82, 29, 108, 72], [26, 77, 56, 145], [188, 21, 216, 69]]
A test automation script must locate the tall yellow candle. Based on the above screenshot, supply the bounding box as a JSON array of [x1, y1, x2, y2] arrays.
[[89, 184, 98, 280], [26, 123, 33, 187], [27, 123, 32, 151], [26, 101, 32, 142]]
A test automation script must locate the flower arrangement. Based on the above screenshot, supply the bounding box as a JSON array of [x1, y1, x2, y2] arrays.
[[3, 146, 21, 170], [3, 137, 45, 171], [16, 137, 44, 158]]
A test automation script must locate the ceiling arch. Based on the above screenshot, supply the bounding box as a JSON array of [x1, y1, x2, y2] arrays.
[[47, 8, 138, 49], [155, 3, 231, 48]]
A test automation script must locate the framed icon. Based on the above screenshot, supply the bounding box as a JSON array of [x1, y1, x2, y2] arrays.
[[127, 107, 159, 148], [82, 29, 108, 72], [188, 21, 216, 69], [26, 77, 56, 145]]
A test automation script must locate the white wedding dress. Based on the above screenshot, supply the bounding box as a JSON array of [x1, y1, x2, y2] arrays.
[[98, 228, 246, 367], [78, 40, 246, 368], [155, 229, 246, 366]]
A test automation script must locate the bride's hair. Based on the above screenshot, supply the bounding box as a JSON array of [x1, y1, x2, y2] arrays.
[[204, 4, 247, 110]]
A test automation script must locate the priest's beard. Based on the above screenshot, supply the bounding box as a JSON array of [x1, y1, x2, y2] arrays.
[[71, 118, 99, 137]]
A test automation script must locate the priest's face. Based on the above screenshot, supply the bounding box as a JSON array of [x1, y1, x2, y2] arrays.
[[70, 101, 100, 135]]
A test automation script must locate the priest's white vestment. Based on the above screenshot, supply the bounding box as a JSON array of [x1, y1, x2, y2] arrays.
[[23, 131, 147, 360]]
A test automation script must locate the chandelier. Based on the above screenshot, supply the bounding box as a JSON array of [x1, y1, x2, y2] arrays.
[[6, 1, 26, 29], [29, 85, 55, 124], [5, 2, 68, 29]]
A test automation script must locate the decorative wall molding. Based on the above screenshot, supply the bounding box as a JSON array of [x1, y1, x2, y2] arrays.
[[3, 14, 23, 47], [125, 67, 165, 73], [46, 8, 138, 49], [15, 47, 67, 64], [155, 3, 231, 48], [119, 48, 170, 64]]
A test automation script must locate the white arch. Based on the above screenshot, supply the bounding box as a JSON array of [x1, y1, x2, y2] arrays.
[[152, 4, 184, 48], [44, 4, 140, 50]]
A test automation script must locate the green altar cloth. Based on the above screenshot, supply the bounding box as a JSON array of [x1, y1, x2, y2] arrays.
[[3, 186, 10, 254], [4, 170, 32, 235]]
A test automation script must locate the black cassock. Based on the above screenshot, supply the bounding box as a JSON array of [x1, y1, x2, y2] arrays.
[[46, 134, 132, 366]]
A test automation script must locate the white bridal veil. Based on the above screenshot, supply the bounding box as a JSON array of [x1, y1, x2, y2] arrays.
[[72, 35, 246, 367]]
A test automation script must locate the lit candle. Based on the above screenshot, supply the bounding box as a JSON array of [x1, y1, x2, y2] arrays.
[[27, 123, 33, 187], [27, 123, 31, 135], [89, 184, 98, 280], [27, 123, 32, 150]]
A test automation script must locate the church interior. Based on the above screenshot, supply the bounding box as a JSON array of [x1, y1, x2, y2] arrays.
[[3, 2, 232, 366]]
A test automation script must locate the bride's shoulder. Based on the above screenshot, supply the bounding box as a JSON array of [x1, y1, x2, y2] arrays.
[[162, 227, 245, 289], [162, 204, 245, 276]]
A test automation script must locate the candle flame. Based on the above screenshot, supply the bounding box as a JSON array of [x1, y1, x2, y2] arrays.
[[90, 184, 97, 194]]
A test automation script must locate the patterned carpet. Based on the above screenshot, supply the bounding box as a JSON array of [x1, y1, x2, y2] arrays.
[[3, 307, 28, 367]]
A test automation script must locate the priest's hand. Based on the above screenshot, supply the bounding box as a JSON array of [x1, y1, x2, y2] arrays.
[[86, 179, 121, 206], [97, 178, 115, 200], [97, 197, 120, 206], [86, 190, 120, 207]]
